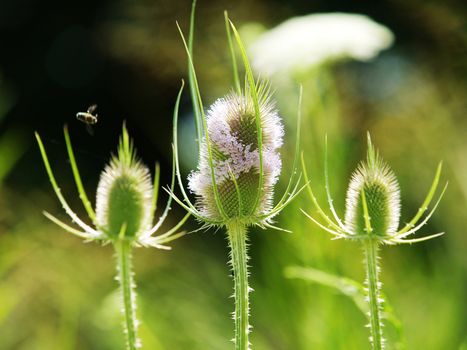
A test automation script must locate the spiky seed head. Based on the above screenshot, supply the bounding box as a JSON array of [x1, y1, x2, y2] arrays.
[[96, 124, 154, 239], [188, 86, 284, 223], [344, 134, 400, 237]]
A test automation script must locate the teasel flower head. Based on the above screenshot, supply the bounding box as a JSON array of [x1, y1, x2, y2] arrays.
[[301, 133, 447, 244], [95, 130, 154, 240], [187, 84, 284, 224], [169, 18, 303, 230], [36, 123, 190, 248], [344, 136, 400, 237]]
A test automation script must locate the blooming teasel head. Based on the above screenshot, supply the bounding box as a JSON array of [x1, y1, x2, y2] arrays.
[[301, 133, 447, 244], [187, 83, 284, 223], [168, 17, 303, 230], [35, 123, 190, 249]]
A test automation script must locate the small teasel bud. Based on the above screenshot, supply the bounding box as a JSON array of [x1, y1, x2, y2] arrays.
[[188, 85, 284, 223], [95, 125, 154, 240], [344, 134, 400, 237]]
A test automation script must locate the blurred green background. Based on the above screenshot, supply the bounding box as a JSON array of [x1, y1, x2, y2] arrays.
[[0, 0, 466, 349]]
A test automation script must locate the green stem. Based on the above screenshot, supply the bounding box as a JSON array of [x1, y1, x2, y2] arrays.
[[227, 221, 250, 350], [115, 240, 139, 350], [363, 238, 384, 350]]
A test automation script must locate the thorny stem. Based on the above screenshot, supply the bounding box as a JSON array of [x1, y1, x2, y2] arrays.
[[115, 239, 139, 350], [227, 221, 250, 350], [363, 238, 384, 350]]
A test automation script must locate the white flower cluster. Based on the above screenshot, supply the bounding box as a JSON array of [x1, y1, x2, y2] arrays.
[[249, 13, 394, 77]]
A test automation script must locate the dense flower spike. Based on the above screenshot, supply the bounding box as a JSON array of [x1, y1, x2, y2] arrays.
[[36, 124, 189, 350], [188, 86, 284, 223], [301, 133, 447, 350]]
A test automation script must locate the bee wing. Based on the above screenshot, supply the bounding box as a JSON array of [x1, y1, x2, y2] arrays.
[[87, 104, 98, 114]]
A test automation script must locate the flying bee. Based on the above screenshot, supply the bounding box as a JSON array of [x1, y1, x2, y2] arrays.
[[76, 104, 98, 135], [76, 104, 98, 124]]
